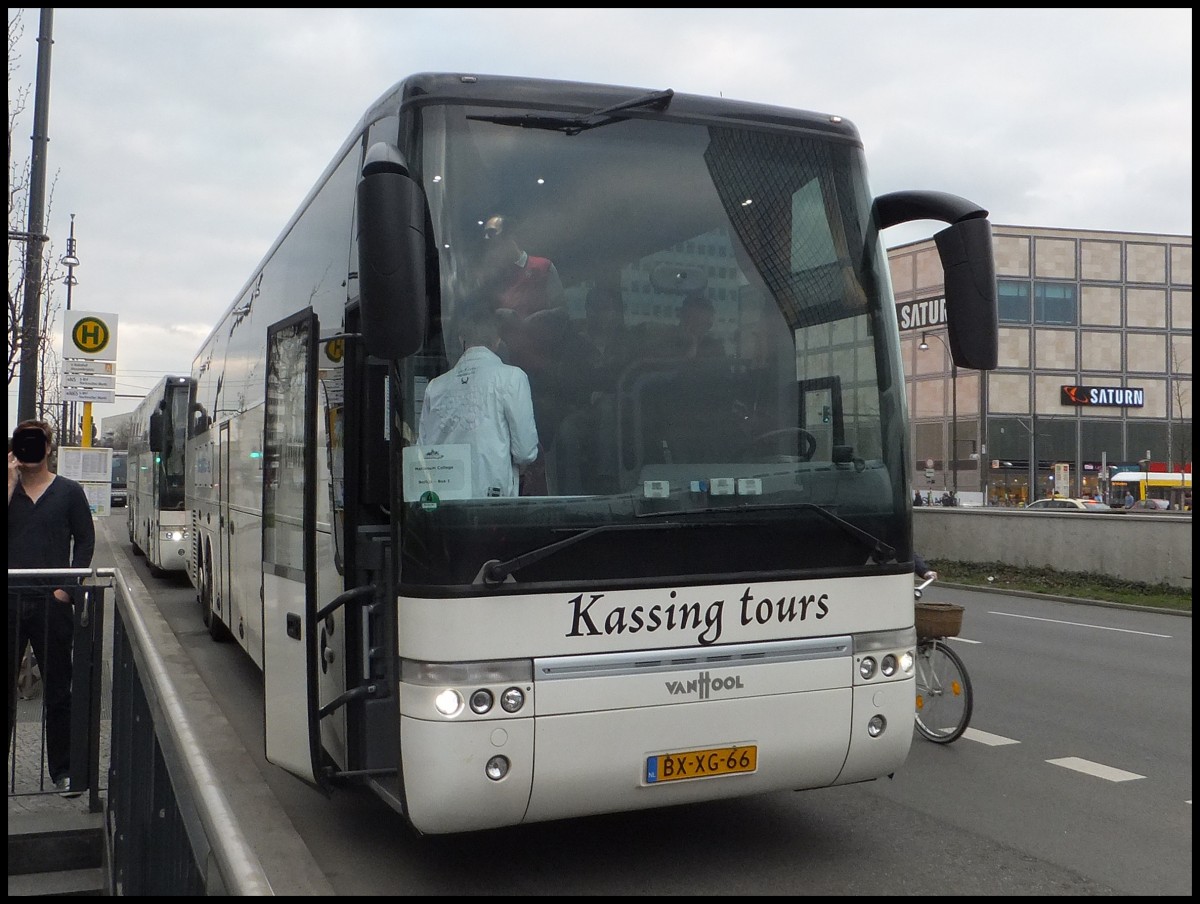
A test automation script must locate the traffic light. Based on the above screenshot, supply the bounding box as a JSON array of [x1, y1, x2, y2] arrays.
[[821, 405, 831, 424]]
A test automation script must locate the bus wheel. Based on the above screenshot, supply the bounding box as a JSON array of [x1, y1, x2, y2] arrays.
[[203, 557, 231, 643]]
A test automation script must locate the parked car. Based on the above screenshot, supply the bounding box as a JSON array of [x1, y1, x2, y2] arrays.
[[1024, 497, 1112, 512], [1127, 498, 1170, 512]]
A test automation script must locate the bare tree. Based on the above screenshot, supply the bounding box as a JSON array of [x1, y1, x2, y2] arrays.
[[105, 417, 136, 451], [8, 7, 65, 431], [1168, 344, 1191, 474]]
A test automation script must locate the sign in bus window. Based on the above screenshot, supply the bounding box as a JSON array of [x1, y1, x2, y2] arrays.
[[403, 444, 472, 501]]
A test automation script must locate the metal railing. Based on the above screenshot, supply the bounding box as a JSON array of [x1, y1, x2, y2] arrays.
[[8, 566, 273, 894], [7, 570, 106, 810]]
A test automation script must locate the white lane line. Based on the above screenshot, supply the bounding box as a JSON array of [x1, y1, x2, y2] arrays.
[[947, 636, 982, 645], [962, 727, 1019, 746], [1046, 757, 1145, 782], [989, 611, 1172, 638]]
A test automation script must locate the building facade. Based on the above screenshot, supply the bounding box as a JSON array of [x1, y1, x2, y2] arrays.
[[890, 225, 1192, 506]]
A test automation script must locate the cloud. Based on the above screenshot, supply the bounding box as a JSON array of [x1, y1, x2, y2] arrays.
[[7, 8, 1192, 430]]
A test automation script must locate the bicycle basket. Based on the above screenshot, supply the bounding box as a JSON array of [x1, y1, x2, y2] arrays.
[[915, 602, 964, 639]]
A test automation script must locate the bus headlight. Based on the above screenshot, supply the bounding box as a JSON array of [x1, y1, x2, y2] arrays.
[[160, 529, 189, 543], [434, 689, 462, 716], [867, 715, 887, 737], [858, 657, 877, 679], [500, 687, 525, 713], [900, 651, 914, 674], [880, 654, 898, 677], [403, 659, 533, 720]]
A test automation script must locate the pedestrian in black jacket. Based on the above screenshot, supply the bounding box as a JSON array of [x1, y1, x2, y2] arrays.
[[8, 420, 95, 795]]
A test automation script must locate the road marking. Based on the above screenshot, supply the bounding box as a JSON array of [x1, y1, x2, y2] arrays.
[[963, 727, 1019, 746], [947, 636, 982, 644], [989, 611, 1172, 638], [1046, 757, 1145, 782]]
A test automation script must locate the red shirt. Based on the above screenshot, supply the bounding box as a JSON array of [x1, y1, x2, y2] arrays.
[[498, 254, 556, 316]]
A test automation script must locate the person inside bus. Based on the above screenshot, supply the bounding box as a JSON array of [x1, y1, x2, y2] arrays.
[[475, 213, 566, 317], [473, 213, 569, 493], [416, 302, 540, 498], [1124, 491, 1135, 509], [666, 291, 726, 359]]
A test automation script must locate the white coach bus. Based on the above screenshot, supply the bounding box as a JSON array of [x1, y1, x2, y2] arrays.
[[127, 375, 194, 576], [185, 72, 998, 834]]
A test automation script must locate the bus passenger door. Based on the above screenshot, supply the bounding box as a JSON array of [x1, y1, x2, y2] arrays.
[[261, 309, 325, 788], [218, 420, 232, 629]]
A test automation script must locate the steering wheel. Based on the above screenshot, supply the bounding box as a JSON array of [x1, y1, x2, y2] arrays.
[[738, 427, 817, 463]]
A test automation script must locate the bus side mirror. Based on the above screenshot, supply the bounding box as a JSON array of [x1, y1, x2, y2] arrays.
[[356, 142, 429, 360], [935, 216, 998, 371], [148, 409, 164, 453], [873, 190, 998, 371]]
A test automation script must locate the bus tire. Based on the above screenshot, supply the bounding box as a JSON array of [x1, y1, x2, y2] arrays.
[[202, 556, 232, 642]]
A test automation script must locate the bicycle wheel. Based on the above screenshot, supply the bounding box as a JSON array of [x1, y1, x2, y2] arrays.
[[914, 638, 973, 743]]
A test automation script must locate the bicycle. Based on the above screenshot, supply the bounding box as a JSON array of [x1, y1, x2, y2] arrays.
[[913, 576, 973, 743]]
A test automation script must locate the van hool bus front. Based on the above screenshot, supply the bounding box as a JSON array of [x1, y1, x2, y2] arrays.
[[367, 74, 996, 833], [394, 374, 919, 835], [395, 567, 916, 834]]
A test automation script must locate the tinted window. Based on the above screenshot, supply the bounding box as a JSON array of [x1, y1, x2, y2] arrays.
[[1034, 282, 1077, 325], [998, 280, 1030, 323]]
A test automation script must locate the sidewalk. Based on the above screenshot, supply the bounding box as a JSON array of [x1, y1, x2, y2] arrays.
[[10, 512, 338, 894]]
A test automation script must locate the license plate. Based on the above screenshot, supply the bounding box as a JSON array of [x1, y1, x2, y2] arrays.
[[646, 744, 758, 784]]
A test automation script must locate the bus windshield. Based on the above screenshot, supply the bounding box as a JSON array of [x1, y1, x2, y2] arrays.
[[111, 451, 128, 486], [398, 104, 906, 587], [160, 380, 191, 510]]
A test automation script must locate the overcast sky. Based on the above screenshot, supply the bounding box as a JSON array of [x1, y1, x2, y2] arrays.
[[7, 8, 1192, 434]]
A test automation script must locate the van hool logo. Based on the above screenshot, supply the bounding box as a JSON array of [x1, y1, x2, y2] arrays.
[[665, 671, 745, 700]]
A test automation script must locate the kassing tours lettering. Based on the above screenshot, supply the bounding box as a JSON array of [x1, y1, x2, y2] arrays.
[[565, 587, 830, 645]]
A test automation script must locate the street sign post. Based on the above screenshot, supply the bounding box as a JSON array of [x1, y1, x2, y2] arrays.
[[62, 359, 116, 376], [62, 386, 116, 404], [61, 310, 119, 446], [62, 373, 116, 391], [62, 311, 119, 361]]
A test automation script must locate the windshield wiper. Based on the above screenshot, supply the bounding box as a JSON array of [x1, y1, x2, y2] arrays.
[[476, 521, 680, 586], [637, 502, 896, 565], [467, 87, 674, 135], [477, 498, 895, 586]]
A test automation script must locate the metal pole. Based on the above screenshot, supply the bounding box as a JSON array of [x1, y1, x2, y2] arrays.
[[950, 361, 958, 496], [919, 332, 958, 500], [16, 9, 55, 423], [1030, 414, 1037, 501], [61, 214, 79, 444]]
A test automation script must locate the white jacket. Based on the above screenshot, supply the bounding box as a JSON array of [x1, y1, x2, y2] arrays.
[[417, 346, 540, 497]]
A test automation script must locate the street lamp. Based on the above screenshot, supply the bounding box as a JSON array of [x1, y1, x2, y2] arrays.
[[60, 214, 80, 445], [919, 331, 958, 497]]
